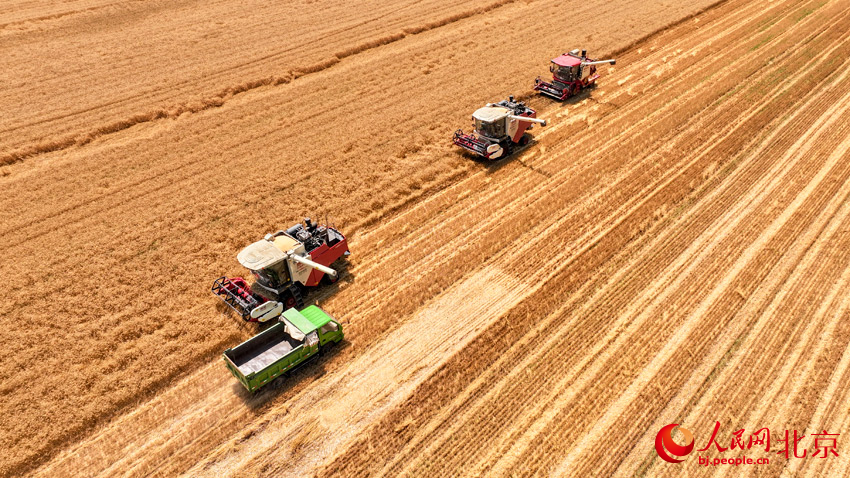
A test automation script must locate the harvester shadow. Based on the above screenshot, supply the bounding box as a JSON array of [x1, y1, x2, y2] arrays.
[[310, 259, 356, 305], [468, 136, 543, 175], [561, 85, 600, 108], [533, 83, 600, 114]]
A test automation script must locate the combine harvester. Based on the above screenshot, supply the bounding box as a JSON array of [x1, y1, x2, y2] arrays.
[[453, 96, 547, 160], [223, 305, 344, 392], [212, 218, 349, 322], [534, 49, 616, 100]]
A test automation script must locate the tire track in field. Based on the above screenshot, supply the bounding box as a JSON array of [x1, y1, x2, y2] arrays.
[[314, 1, 850, 476], [9, 0, 848, 476], [796, 311, 850, 478], [524, 23, 848, 474], [335, 0, 786, 343], [564, 92, 850, 478], [654, 205, 850, 478], [56, 0, 768, 474], [680, 115, 850, 478], [612, 48, 850, 476]]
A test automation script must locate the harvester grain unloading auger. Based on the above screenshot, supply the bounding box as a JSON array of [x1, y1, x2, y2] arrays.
[[534, 49, 616, 100], [212, 218, 350, 322], [453, 96, 547, 160]]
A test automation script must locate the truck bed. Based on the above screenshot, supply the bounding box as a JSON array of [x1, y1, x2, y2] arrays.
[[225, 324, 303, 376]]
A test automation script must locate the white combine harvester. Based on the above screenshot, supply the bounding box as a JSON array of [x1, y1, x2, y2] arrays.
[[452, 96, 547, 160], [212, 218, 350, 322]]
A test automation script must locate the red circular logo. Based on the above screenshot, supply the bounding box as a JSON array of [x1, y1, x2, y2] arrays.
[[655, 424, 695, 463]]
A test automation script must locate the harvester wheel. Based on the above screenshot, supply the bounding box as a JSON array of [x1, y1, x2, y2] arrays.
[[572, 84, 581, 97], [280, 285, 303, 310], [519, 134, 530, 146]]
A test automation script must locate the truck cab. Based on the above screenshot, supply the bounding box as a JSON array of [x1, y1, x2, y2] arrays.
[[299, 305, 343, 346]]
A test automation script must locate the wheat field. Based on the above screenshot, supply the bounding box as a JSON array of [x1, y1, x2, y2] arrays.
[[3, 0, 850, 476]]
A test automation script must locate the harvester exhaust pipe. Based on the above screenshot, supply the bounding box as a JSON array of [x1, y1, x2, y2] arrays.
[[508, 115, 547, 126], [289, 253, 339, 278], [582, 59, 617, 67]]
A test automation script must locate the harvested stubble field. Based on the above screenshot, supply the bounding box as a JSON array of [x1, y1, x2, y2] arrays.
[[3, 0, 850, 476]]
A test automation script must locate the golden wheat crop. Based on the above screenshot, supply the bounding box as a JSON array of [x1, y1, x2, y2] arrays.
[[3, 0, 850, 476]]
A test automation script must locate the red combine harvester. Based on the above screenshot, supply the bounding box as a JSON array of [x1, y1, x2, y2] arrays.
[[534, 49, 616, 100], [453, 96, 547, 160], [212, 218, 349, 322]]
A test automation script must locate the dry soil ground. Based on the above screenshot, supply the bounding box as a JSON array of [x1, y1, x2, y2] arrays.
[[3, 0, 850, 476]]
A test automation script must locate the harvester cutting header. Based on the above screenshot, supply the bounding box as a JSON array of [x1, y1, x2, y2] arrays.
[[534, 49, 616, 100], [453, 96, 547, 160], [212, 218, 349, 322]]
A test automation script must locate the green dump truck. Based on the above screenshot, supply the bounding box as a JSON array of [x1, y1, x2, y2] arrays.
[[223, 305, 343, 392]]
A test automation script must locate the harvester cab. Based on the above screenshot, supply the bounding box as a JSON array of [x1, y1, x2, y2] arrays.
[[453, 96, 547, 160], [534, 49, 616, 100], [212, 219, 350, 322]]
